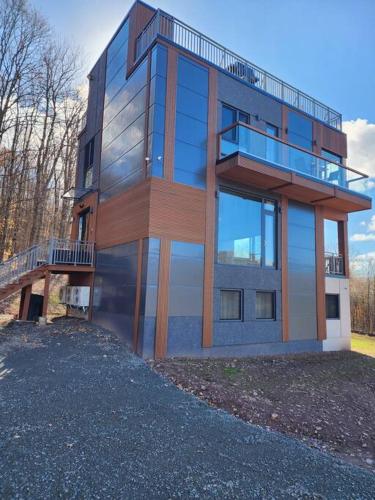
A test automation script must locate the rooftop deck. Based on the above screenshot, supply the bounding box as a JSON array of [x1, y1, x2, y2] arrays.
[[136, 9, 342, 130]]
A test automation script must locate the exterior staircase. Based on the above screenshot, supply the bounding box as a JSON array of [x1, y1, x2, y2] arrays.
[[0, 239, 95, 303]]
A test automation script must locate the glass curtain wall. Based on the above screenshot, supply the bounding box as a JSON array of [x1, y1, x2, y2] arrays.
[[100, 19, 148, 201], [174, 56, 208, 188], [147, 44, 167, 178]]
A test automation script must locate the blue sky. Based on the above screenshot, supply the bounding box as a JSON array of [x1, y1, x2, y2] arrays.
[[31, 0, 375, 269]]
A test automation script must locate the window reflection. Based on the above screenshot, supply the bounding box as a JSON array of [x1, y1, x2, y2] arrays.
[[218, 190, 276, 268]]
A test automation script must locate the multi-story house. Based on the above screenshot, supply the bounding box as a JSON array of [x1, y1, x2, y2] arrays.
[[1, 1, 371, 358]]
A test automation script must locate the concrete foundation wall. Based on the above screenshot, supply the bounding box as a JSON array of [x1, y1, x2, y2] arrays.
[[323, 277, 351, 351]]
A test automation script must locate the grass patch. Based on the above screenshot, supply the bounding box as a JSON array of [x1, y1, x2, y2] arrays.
[[352, 333, 375, 357], [223, 366, 241, 377]]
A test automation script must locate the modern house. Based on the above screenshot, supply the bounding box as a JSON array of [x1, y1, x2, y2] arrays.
[[0, 1, 371, 358]]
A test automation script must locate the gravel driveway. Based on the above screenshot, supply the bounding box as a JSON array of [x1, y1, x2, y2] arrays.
[[0, 318, 374, 499]]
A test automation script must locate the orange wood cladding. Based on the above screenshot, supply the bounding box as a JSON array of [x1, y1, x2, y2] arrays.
[[95, 178, 206, 250], [281, 196, 289, 341], [155, 238, 171, 358], [339, 220, 350, 278], [314, 121, 347, 158], [149, 178, 206, 243], [126, 2, 155, 75], [315, 205, 327, 341], [96, 180, 151, 250], [202, 67, 218, 348]]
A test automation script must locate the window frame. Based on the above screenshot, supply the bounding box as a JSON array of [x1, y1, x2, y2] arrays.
[[221, 103, 250, 144], [326, 294, 340, 319], [255, 291, 276, 320], [217, 187, 278, 269], [265, 123, 279, 137], [83, 137, 95, 188], [219, 288, 244, 321]]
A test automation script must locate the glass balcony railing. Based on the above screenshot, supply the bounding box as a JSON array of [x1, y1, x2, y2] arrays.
[[218, 123, 369, 193]]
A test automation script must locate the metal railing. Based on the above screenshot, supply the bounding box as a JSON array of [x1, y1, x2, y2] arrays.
[[0, 239, 95, 289], [218, 123, 368, 193], [135, 10, 342, 130], [325, 253, 344, 275]]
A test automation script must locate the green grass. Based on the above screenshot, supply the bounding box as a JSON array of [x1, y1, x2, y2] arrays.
[[223, 366, 241, 377], [351, 333, 375, 357]]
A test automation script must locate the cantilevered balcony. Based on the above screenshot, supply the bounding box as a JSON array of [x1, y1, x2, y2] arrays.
[[136, 9, 342, 129], [216, 123, 371, 213]]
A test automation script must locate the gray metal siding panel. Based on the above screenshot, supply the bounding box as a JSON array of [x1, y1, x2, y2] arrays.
[[217, 71, 282, 132], [288, 201, 317, 340]]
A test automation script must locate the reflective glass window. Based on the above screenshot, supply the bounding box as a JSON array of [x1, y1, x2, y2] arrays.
[[288, 112, 312, 150], [218, 190, 277, 268]]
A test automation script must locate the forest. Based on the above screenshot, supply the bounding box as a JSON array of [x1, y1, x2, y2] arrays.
[[0, 0, 84, 262]]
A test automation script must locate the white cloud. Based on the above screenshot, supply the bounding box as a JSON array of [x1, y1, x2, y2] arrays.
[[350, 233, 375, 242], [368, 214, 375, 231], [343, 119, 375, 192], [351, 251, 375, 274], [360, 221, 367, 226]]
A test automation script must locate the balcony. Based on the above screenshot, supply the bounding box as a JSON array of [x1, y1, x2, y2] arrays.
[[136, 10, 342, 129], [216, 123, 371, 213], [325, 253, 344, 276]]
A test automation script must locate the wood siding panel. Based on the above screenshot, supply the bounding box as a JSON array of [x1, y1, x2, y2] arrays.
[[71, 191, 98, 242], [314, 121, 347, 158], [149, 178, 206, 243], [203, 67, 217, 348], [126, 2, 155, 74], [96, 180, 151, 249]]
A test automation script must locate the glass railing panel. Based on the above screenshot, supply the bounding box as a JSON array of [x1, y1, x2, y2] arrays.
[[219, 125, 368, 193]]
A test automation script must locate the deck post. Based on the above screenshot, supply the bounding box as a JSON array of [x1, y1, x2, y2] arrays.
[[42, 271, 51, 318], [19, 284, 32, 321]]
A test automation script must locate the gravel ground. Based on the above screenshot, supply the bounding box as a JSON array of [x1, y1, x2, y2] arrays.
[[0, 318, 375, 499]]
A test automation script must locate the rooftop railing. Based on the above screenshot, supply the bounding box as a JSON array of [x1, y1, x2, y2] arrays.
[[136, 10, 342, 130], [218, 123, 368, 193]]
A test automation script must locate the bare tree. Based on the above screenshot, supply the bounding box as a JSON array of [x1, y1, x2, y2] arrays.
[[0, 0, 85, 261]]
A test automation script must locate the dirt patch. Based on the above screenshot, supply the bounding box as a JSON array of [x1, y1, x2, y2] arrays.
[[150, 350, 375, 473]]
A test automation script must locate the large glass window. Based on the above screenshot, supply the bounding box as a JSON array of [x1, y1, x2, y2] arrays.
[[321, 148, 344, 185], [222, 104, 249, 143], [288, 112, 312, 151], [217, 190, 277, 268], [174, 56, 208, 189]]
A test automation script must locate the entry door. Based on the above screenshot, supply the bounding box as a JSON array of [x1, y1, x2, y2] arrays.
[[78, 209, 90, 242]]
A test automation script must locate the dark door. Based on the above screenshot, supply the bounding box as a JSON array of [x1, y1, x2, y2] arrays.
[[78, 209, 90, 242]]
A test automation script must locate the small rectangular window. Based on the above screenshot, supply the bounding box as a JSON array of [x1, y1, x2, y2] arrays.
[[220, 289, 243, 321], [326, 294, 340, 319], [256, 291, 275, 319], [266, 123, 278, 137]]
